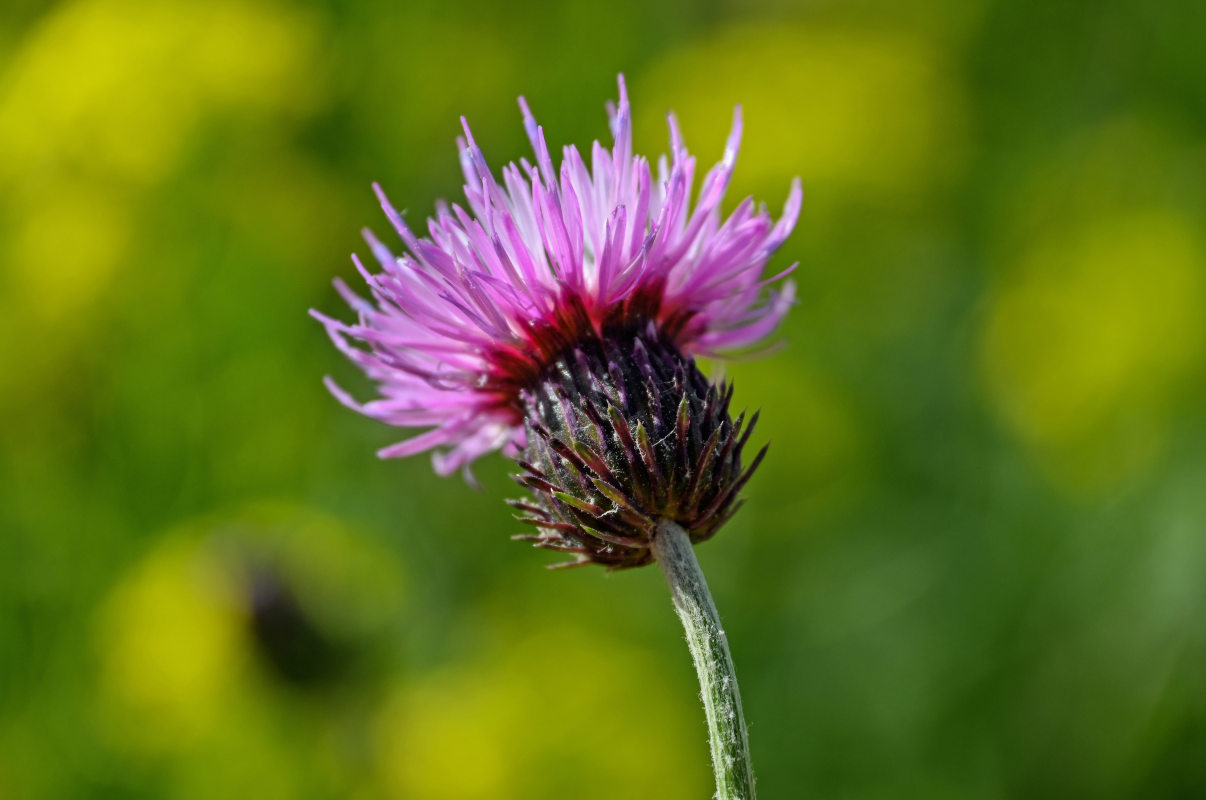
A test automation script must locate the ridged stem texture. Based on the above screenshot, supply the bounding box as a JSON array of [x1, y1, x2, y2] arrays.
[[652, 519, 755, 800]]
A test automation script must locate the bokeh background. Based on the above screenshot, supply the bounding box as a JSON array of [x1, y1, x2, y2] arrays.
[[3, 0, 1205, 796]]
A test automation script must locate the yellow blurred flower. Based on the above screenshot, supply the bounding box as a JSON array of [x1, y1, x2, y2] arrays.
[[6, 182, 134, 324], [95, 535, 246, 750], [638, 24, 965, 205], [374, 624, 708, 800], [0, 0, 318, 183], [0, 0, 321, 347], [93, 504, 405, 795], [981, 210, 1204, 490], [980, 116, 1206, 491]]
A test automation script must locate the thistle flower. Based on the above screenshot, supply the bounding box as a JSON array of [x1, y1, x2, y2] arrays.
[[316, 76, 801, 800], [315, 76, 800, 568]]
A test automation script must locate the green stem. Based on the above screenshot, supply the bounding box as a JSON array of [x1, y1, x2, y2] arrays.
[[652, 519, 755, 800]]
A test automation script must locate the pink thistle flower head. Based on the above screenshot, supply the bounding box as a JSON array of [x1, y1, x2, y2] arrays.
[[315, 76, 802, 566]]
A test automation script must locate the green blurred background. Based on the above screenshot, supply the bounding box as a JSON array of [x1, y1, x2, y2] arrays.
[[3, 0, 1205, 796]]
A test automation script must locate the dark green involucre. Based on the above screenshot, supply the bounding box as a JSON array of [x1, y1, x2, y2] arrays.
[[509, 323, 766, 568]]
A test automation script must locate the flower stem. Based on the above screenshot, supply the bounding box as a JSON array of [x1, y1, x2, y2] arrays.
[[652, 519, 755, 800]]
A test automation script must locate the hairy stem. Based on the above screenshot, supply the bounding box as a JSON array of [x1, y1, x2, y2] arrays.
[[652, 519, 755, 800]]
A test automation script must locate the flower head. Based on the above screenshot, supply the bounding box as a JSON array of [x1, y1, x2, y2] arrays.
[[317, 77, 801, 567], [315, 76, 801, 476]]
